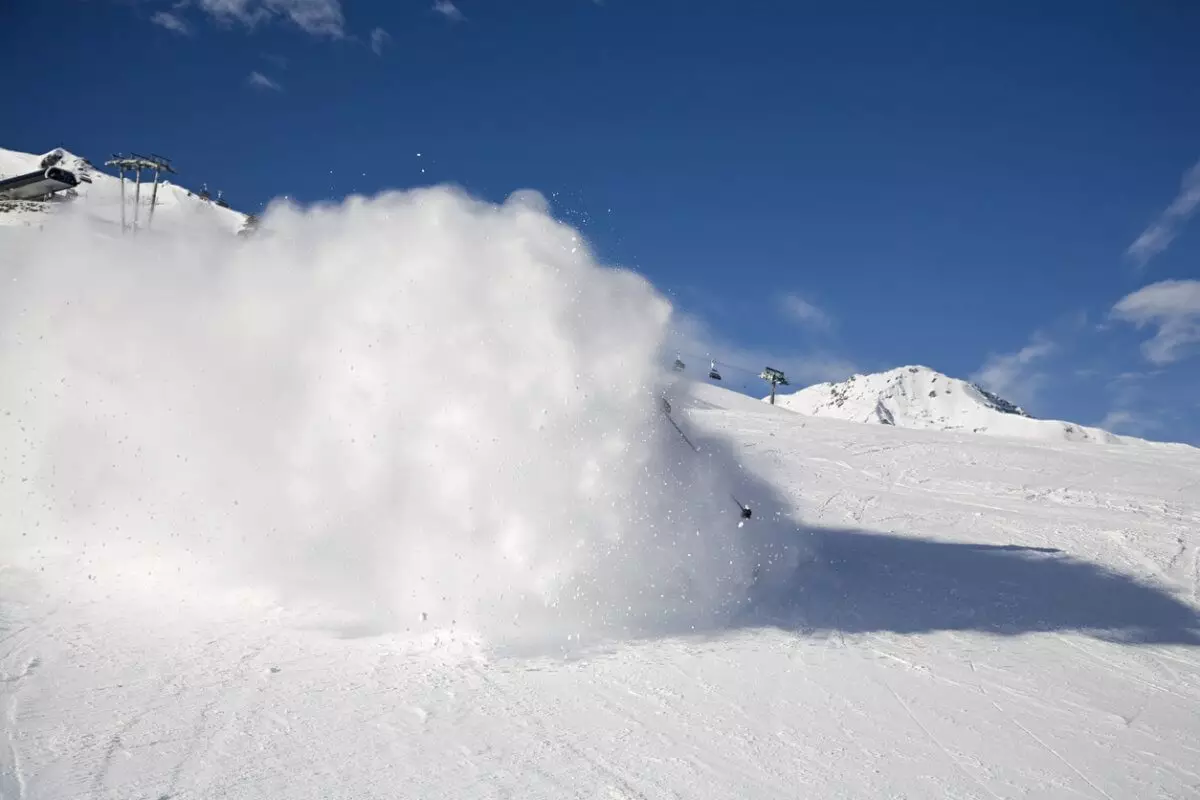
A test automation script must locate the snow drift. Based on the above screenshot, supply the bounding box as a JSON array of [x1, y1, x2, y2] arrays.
[[0, 187, 800, 648]]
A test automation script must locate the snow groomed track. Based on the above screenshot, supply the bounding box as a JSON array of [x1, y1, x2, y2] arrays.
[[3, 381, 1198, 800]]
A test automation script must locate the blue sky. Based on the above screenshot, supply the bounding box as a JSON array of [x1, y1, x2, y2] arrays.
[[4, 0, 1200, 443]]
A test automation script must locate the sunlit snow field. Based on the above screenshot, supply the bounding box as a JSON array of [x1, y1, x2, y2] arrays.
[[2, 188, 1199, 799]]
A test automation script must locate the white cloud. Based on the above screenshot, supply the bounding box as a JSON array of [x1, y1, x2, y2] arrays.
[[247, 71, 283, 91], [1099, 409, 1158, 435], [151, 10, 191, 34], [1111, 279, 1200, 364], [432, 0, 465, 22], [197, 0, 344, 37], [970, 335, 1055, 408], [779, 292, 832, 331], [369, 27, 391, 55], [1126, 159, 1200, 268]]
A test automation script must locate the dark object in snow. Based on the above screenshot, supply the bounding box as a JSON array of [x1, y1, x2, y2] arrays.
[[972, 384, 1031, 417], [0, 166, 80, 201], [662, 403, 698, 452], [239, 213, 261, 237], [660, 396, 751, 520], [730, 493, 752, 518]]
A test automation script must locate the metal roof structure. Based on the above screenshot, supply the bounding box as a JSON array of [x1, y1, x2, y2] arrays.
[[104, 153, 177, 233]]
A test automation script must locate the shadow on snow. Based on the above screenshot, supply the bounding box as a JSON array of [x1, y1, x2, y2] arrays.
[[330, 384, 1200, 651], [669, 386, 1200, 648], [743, 526, 1200, 646]]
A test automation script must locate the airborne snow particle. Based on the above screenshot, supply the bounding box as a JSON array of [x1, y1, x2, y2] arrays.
[[0, 186, 799, 648]]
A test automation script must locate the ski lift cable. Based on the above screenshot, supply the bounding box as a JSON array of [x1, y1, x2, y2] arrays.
[[659, 398, 752, 519], [674, 350, 757, 374], [673, 350, 774, 378], [662, 407, 699, 452]]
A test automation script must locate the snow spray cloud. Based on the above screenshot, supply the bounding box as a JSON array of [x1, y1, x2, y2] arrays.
[[0, 188, 800, 645]]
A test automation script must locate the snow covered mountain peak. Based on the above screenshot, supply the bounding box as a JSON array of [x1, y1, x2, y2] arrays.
[[38, 146, 96, 177], [774, 364, 1131, 445], [782, 364, 1028, 420]]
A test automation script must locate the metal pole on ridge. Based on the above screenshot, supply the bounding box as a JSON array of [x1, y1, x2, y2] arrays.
[[132, 166, 142, 233], [118, 165, 126, 233]]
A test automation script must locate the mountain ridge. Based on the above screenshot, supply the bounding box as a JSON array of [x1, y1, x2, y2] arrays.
[[770, 364, 1169, 447], [0, 145, 247, 234]]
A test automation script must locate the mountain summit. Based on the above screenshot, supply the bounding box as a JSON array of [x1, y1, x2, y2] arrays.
[[773, 365, 1127, 445]]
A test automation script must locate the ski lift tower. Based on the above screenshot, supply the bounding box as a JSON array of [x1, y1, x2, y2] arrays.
[[104, 153, 176, 234], [760, 366, 789, 405]]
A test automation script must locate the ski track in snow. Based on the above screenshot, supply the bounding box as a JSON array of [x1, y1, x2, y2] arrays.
[[3, 382, 1200, 798]]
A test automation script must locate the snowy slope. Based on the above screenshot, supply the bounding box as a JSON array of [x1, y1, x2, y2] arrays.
[[0, 146, 246, 234], [775, 364, 1139, 445], [3, 179, 1198, 800], [3, 380, 1199, 800]]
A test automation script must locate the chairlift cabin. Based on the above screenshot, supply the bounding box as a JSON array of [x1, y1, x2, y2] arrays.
[[673, 354, 686, 372], [708, 360, 722, 381]]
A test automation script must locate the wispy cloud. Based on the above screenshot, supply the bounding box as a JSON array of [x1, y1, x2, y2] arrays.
[[1126, 159, 1200, 269], [247, 71, 283, 91], [1111, 279, 1200, 364], [151, 10, 192, 34], [432, 0, 465, 22], [1099, 409, 1158, 436], [369, 27, 391, 55], [779, 292, 833, 331], [970, 334, 1055, 409], [197, 0, 344, 37]]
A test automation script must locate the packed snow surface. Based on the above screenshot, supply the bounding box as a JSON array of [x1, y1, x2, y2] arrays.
[[2, 188, 1200, 799], [775, 364, 1146, 445]]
